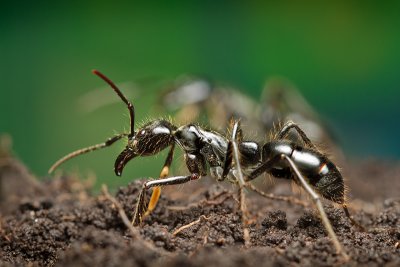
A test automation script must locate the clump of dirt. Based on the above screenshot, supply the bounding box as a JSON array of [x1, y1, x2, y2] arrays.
[[0, 152, 399, 266]]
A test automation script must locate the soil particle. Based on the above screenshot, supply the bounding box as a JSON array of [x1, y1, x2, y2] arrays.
[[262, 210, 287, 230]]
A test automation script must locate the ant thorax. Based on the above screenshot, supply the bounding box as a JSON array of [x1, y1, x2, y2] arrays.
[[174, 124, 230, 175], [175, 125, 227, 161], [264, 140, 323, 173], [174, 124, 263, 184]]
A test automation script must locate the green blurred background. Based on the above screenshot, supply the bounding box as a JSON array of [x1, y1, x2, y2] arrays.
[[1, 2, 399, 188]]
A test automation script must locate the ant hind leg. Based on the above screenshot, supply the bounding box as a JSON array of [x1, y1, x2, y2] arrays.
[[276, 121, 317, 150], [282, 154, 349, 261], [343, 204, 366, 231], [247, 154, 349, 260]]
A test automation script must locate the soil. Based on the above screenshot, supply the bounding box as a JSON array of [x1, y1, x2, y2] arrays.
[[0, 151, 399, 266]]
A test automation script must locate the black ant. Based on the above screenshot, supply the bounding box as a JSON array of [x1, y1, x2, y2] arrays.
[[49, 70, 364, 261]]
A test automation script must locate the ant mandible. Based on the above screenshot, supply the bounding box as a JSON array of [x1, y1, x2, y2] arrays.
[[49, 70, 363, 261]]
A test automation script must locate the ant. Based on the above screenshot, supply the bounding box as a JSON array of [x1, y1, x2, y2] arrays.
[[49, 70, 364, 261]]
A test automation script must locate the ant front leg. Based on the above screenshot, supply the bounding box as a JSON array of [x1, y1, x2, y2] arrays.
[[132, 152, 206, 226], [144, 144, 175, 217], [132, 173, 202, 225]]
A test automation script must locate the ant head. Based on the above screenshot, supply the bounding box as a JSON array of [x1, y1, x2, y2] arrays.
[[48, 71, 178, 176], [92, 71, 177, 176], [114, 120, 177, 176]]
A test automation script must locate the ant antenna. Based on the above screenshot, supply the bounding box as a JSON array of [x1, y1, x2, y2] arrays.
[[48, 70, 134, 174], [48, 133, 128, 174], [92, 70, 135, 138]]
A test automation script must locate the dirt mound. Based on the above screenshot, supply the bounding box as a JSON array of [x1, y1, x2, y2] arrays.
[[0, 155, 399, 267]]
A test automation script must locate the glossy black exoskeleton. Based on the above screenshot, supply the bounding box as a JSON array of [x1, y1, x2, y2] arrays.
[[49, 70, 363, 260]]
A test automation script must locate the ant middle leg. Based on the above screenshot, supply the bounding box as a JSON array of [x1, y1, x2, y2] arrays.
[[221, 120, 245, 185], [238, 185, 250, 247], [222, 120, 249, 246], [229, 121, 246, 186]]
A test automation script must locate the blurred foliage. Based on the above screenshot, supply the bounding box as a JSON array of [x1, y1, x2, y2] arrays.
[[1, 2, 399, 188]]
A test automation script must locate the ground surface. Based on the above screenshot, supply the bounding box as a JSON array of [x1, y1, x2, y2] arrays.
[[0, 153, 399, 267]]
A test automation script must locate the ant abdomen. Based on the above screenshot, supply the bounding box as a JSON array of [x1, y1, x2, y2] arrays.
[[263, 140, 345, 204], [308, 162, 345, 204]]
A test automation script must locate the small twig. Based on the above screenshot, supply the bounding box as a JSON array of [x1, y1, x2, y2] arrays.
[[275, 247, 285, 255], [172, 215, 210, 236], [165, 203, 199, 211], [102, 185, 140, 238], [202, 227, 209, 245], [204, 194, 232, 206], [187, 226, 210, 258], [208, 190, 230, 200], [101, 185, 171, 256], [369, 226, 399, 234]]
